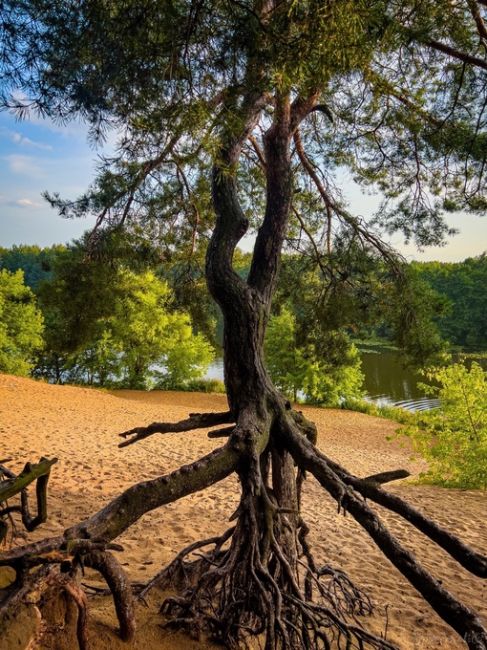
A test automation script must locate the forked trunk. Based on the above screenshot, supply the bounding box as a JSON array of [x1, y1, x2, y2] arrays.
[[3, 88, 486, 650], [221, 286, 301, 577], [199, 109, 315, 645]]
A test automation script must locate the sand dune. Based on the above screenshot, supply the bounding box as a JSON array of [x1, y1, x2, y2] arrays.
[[0, 374, 485, 649]]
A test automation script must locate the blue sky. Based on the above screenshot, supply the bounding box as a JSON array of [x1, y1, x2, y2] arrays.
[[0, 108, 486, 261], [0, 109, 101, 247]]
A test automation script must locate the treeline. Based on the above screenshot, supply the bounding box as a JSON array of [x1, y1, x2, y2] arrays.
[[0, 240, 215, 389], [1, 240, 486, 400], [411, 256, 487, 350]]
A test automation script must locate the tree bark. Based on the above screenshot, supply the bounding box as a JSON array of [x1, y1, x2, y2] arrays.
[[2, 85, 486, 650]]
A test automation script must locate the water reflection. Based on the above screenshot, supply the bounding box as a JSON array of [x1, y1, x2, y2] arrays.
[[360, 351, 438, 411], [205, 351, 486, 412]]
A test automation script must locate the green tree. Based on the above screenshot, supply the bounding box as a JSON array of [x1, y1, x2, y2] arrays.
[[0, 244, 65, 289], [36, 246, 213, 388], [412, 255, 487, 350], [106, 268, 214, 388], [274, 244, 448, 369], [2, 2, 487, 647], [0, 269, 44, 375], [265, 306, 363, 405], [401, 362, 487, 489]]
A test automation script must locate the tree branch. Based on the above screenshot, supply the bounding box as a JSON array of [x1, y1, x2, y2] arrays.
[[0, 457, 57, 503], [118, 411, 233, 448], [247, 93, 293, 299], [468, 0, 487, 45], [206, 88, 268, 305], [290, 90, 320, 133], [294, 128, 404, 271], [425, 38, 487, 71], [249, 134, 267, 168], [291, 207, 333, 276]]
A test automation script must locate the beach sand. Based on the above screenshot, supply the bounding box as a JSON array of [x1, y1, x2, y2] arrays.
[[0, 374, 485, 649]]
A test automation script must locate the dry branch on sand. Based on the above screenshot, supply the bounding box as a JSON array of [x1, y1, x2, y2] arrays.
[[0, 457, 57, 543]]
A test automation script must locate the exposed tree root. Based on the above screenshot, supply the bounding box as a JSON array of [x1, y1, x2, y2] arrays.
[[50, 572, 90, 650], [155, 476, 396, 649], [118, 411, 233, 448], [1, 407, 486, 650], [322, 452, 486, 577], [81, 549, 135, 641], [0, 564, 50, 620], [138, 527, 236, 601], [282, 411, 487, 649], [0, 566, 89, 650]]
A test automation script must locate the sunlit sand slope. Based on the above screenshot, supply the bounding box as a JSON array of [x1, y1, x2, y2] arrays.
[[0, 374, 485, 649]]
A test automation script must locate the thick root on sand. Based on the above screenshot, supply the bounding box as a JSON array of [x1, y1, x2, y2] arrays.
[[140, 451, 397, 650], [1, 406, 486, 650]]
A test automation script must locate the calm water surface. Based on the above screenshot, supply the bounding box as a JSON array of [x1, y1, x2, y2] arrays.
[[360, 351, 437, 411], [206, 351, 486, 412]]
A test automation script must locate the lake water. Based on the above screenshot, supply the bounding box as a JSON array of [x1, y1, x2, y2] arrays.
[[205, 350, 486, 412], [360, 350, 438, 411]]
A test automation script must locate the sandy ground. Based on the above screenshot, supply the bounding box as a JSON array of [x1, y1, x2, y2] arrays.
[[0, 374, 485, 650]]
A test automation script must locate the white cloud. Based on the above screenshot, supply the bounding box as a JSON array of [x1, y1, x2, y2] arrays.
[[1, 126, 53, 150], [9, 130, 53, 151], [14, 198, 42, 208], [0, 196, 43, 209], [4, 154, 45, 178]]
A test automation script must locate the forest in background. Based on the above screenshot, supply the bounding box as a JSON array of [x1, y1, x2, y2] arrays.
[[0, 239, 486, 398]]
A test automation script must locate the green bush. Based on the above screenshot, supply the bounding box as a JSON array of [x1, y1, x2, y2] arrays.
[[153, 378, 225, 393], [0, 269, 44, 375], [399, 362, 487, 489]]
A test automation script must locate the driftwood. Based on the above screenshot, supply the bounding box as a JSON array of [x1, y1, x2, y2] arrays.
[[0, 457, 57, 542]]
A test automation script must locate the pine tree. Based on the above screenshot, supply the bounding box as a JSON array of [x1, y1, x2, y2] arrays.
[[1, 2, 487, 647]]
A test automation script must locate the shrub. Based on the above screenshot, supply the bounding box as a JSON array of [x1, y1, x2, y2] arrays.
[[399, 362, 487, 489], [153, 378, 226, 393]]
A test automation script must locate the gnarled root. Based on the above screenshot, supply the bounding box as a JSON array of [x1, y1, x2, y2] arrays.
[[283, 409, 487, 650], [50, 572, 90, 650], [0, 540, 134, 647], [80, 548, 135, 642], [2, 406, 486, 650], [149, 453, 395, 650]]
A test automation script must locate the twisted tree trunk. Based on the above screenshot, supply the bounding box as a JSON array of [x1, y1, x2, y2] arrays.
[[1, 96, 486, 650]]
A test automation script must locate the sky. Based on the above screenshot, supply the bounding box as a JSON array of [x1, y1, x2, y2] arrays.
[[1, 108, 486, 262]]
